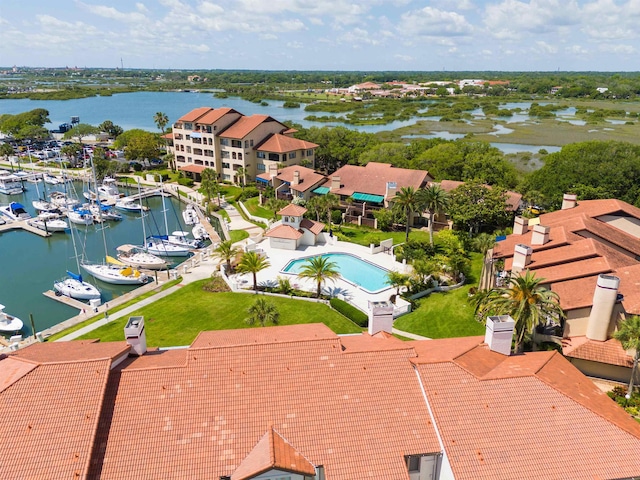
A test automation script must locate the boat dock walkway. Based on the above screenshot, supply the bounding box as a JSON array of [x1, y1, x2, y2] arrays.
[[0, 218, 52, 237]]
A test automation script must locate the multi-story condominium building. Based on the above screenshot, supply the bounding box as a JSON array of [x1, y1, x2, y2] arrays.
[[172, 107, 318, 183]]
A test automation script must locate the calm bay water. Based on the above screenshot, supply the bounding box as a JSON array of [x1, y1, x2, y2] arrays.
[[0, 181, 194, 334]]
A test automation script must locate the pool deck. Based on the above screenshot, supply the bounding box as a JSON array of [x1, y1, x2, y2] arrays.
[[231, 238, 412, 313]]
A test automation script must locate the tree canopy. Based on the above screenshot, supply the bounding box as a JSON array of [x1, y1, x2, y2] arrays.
[[447, 181, 512, 233], [0, 108, 50, 140]]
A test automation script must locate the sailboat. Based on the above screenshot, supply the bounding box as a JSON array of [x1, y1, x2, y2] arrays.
[[146, 178, 192, 257], [116, 181, 167, 271], [81, 158, 149, 285], [53, 196, 101, 300]]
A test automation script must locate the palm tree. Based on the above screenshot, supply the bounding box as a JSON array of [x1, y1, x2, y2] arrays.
[[246, 297, 280, 327], [201, 168, 221, 207], [393, 186, 420, 243], [306, 196, 322, 222], [473, 233, 497, 289], [418, 184, 450, 246], [472, 270, 565, 353], [235, 166, 247, 189], [297, 256, 341, 298], [322, 193, 340, 227], [154, 112, 171, 169], [214, 240, 240, 274], [613, 316, 640, 398], [386, 270, 410, 296], [236, 251, 270, 291]]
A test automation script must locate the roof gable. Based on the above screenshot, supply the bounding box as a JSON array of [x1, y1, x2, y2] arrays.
[[221, 115, 286, 139], [257, 133, 318, 153]]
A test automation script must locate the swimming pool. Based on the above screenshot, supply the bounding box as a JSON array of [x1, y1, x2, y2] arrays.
[[282, 253, 391, 293]]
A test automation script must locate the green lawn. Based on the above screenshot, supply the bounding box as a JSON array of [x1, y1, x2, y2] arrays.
[[243, 196, 275, 220], [76, 280, 361, 346], [336, 225, 431, 246], [229, 229, 249, 243], [394, 252, 486, 339]]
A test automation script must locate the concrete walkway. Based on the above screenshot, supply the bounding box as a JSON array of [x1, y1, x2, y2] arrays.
[[392, 328, 431, 340], [220, 200, 264, 238]]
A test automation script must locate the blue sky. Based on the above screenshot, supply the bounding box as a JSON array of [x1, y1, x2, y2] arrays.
[[1, 0, 639, 71]]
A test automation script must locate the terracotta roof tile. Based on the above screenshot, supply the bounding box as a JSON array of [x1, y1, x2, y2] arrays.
[[94, 336, 441, 479], [299, 218, 324, 235], [493, 225, 569, 259], [526, 257, 612, 284], [191, 324, 337, 349], [417, 355, 640, 480], [277, 204, 307, 217], [11, 339, 130, 364], [0, 358, 111, 479], [231, 427, 316, 479], [563, 336, 634, 368], [264, 224, 303, 240], [275, 166, 326, 192], [617, 263, 640, 314], [221, 115, 286, 139], [0, 355, 37, 393], [178, 107, 213, 122], [409, 336, 484, 364], [257, 133, 318, 153], [340, 332, 413, 353], [196, 107, 239, 125], [179, 164, 207, 173], [321, 162, 430, 197]]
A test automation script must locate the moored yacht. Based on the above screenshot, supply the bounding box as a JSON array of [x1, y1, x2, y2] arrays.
[[53, 272, 101, 301], [0, 172, 24, 195], [116, 244, 167, 270], [28, 212, 69, 232], [0, 202, 31, 221], [0, 304, 23, 333]]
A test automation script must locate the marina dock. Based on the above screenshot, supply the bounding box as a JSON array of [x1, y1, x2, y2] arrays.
[[0, 219, 52, 237]]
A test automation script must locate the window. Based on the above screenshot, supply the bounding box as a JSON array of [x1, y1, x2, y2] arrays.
[[232, 152, 237, 159], [244, 140, 249, 148], [186, 146, 191, 153], [301, 149, 305, 157], [257, 164, 266, 172], [208, 138, 213, 145], [250, 139, 254, 147], [184, 122, 193, 130], [194, 148, 202, 156], [220, 138, 229, 146], [223, 174, 231, 181], [269, 153, 280, 161], [222, 162, 230, 169], [407, 456, 420, 472], [238, 153, 243, 160], [257, 151, 265, 159], [307, 149, 314, 156], [231, 140, 242, 148], [221, 151, 230, 159], [289, 152, 296, 159]]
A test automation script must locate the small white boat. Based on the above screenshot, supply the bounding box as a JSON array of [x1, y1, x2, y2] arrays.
[[43, 173, 62, 185], [67, 207, 94, 225], [192, 223, 209, 241], [0, 173, 24, 195], [85, 177, 122, 202], [53, 271, 101, 301], [115, 199, 144, 212], [116, 244, 167, 270], [81, 256, 149, 285], [89, 203, 123, 221], [168, 230, 204, 249], [49, 191, 79, 210], [0, 304, 23, 333], [32, 198, 60, 213], [28, 212, 69, 232], [0, 202, 31, 221], [182, 204, 199, 225], [146, 236, 192, 257]]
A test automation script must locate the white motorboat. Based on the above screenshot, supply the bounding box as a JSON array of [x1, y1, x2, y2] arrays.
[[182, 204, 199, 225], [32, 198, 60, 213], [43, 173, 62, 185], [89, 203, 122, 221], [53, 271, 101, 301], [0, 172, 24, 195], [192, 223, 209, 241], [67, 207, 94, 225], [115, 199, 144, 212], [168, 230, 204, 249], [81, 256, 149, 285], [146, 235, 192, 257], [85, 177, 122, 202], [0, 202, 31, 221], [28, 212, 68, 232], [0, 304, 23, 333], [116, 244, 167, 270]]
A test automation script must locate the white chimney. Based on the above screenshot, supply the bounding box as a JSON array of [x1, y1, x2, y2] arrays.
[[124, 316, 147, 356], [561, 193, 577, 210], [368, 301, 394, 335], [292, 170, 300, 186], [586, 275, 620, 342], [385, 181, 397, 200], [485, 315, 515, 356], [513, 216, 529, 235], [512, 244, 533, 272], [531, 225, 550, 245], [268, 163, 278, 178], [331, 176, 341, 191]]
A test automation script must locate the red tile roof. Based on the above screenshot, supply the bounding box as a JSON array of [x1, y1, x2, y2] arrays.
[[264, 224, 303, 240], [321, 162, 430, 197], [275, 165, 326, 193], [563, 336, 634, 368], [221, 115, 286, 139], [179, 164, 207, 173], [178, 107, 212, 122], [231, 427, 316, 479], [196, 107, 239, 125], [300, 218, 324, 235], [11, 339, 130, 363], [277, 204, 307, 217], [257, 133, 318, 153]]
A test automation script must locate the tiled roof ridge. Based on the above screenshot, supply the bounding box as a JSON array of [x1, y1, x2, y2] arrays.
[[0, 355, 39, 395], [479, 350, 557, 381], [341, 344, 417, 356], [11, 355, 118, 367], [534, 353, 640, 440], [188, 336, 342, 351], [410, 340, 482, 365], [270, 425, 317, 473], [84, 359, 115, 476]]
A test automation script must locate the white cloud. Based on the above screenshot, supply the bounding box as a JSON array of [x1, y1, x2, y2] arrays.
[[535, 41, 558, 54], [76, 2, 148, 24], [286, 41, 304, 49], [598, 43, 636, 54], [566, 44, 588, 55], [337, 27, 381, 46], [398, 6, 474, 38]]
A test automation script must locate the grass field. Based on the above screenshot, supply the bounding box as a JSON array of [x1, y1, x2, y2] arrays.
[[243, 196, 275, 220], [393, 252, 486, 339], [75, 280, 362, 346], [336, 224, 431, 246]]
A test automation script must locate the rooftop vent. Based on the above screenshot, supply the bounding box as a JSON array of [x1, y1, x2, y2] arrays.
[[485, 315, 515, 356], [124, 316, 147, 356]]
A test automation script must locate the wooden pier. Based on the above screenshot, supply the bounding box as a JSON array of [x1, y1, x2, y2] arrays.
[[0, 219, 52, 237], [42, 290, 90, 311]]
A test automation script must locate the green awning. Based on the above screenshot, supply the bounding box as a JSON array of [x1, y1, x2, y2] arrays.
[[313, 186, 330, 195], [352, 192, 384, 203]]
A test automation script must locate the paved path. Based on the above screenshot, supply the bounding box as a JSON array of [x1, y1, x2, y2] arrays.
[[220, 200, 264, 238], [392, 328, 431, 340]]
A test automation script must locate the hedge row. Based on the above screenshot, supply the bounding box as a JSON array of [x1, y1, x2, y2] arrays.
[[330, 298, 368, 327]]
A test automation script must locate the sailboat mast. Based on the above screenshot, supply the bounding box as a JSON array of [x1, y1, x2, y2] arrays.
[[160, 177, 169, 235], [138, 180, 147, 244], [90, 155, 108, 255]]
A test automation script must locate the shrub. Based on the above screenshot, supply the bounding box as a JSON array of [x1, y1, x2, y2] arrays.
[[283, 101, 301, 108], [235, 186, 259, 202], [330, 298, 368, 327], [178, 177, 195, 187], [202, 274, 231, 293], [331, 209, 342, 225]]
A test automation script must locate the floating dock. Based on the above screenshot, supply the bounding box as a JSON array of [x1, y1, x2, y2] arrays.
[[0, 219, 52, 237], [42, 290, 90, 311]]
